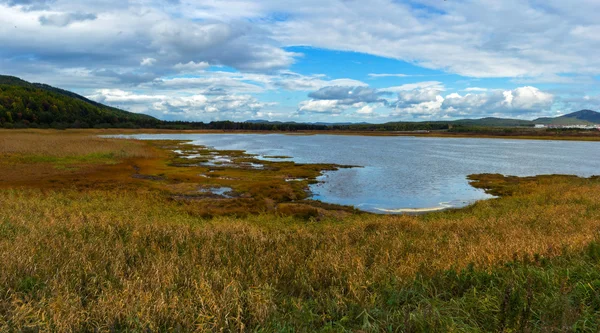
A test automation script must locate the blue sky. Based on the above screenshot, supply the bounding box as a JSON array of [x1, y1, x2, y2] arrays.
[[1, 0, 599, 123]]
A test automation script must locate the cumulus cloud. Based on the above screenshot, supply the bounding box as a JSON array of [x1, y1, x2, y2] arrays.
[[441, 87, 554, 116], [0, 2, 299, 84], [297, 99, 344, 114], [394, 88, 445, 106], [356, 104, 375, 114], [1, 0, 598, 122], [143, 71, 369, 96], [7, 0, 600, 85], [389, 86, 555, 119], [173, 61, 210, 72], [87, 88, 272, 120], [140, 58, 157, 67], [297, 83, 555, 119], [296, 85, 391, 114], [393, 95, 445, 118], [308, 86, 387, 105], [149, 19, 298, 72], [273, 72, 367, 91], [510, 86, 554, 110]]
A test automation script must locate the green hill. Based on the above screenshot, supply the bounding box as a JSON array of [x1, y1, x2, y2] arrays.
[[0, 75, 159, 128], [558, 109, 600, 123], [533, 117, 594, 126], [534, 110, 600, 125]]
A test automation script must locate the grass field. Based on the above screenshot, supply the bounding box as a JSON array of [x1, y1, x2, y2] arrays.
[[0, 130, 599, 332]]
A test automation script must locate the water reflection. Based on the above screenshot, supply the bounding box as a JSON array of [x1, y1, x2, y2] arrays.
[[111, 134, 600, 213]]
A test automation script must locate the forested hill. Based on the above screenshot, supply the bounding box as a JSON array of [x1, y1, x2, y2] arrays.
[[0, 75, 159, 128]]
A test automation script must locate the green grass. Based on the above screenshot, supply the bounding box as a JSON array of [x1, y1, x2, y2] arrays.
[[260, 242, 600, 332]]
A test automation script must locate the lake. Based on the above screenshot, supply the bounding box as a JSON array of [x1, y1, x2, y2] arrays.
[[115, 134, 600, 213]]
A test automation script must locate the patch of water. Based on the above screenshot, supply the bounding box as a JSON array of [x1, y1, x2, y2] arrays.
[[199, 186, 234, 198], [110, 134, 600, 214]]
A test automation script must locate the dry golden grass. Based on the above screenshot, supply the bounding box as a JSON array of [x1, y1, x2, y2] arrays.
[[0, 131, 351, 218], [0, 130, 156, 186], [0, 175, 599, 331], [0, 129, 153, 158], [1, 130, 600, 331]]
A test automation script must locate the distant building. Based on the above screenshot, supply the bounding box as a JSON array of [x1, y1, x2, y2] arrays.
[[546, 124, 600, 130], [534, 124, 547, 128]]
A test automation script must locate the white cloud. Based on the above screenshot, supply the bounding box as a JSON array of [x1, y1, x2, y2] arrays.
[[0, 1, 299, 82], [393, 95, 445, 118], [368, 73, 411, 78], [269, 0, 600, 78], [273, 71, 367, 91], [308, 86, 385, 105], [438, 86, 554, 117], [140, 58, 157, 66], [297, 83, 556, 120], [88, 89, 165, 104], [356, 104, 375, 114], [298, 100, 344, 113], [173, 61, 210, 72], [510, 86, 554, 110], [87, 88, 272, 121], [1, 0, 598, 122], [6, 0, 600, 84], [395, 87, 445, 106], [149, 76, 265, 94]]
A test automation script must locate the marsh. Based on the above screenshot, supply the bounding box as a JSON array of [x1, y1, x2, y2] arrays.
[[115, 134, 600, 213]]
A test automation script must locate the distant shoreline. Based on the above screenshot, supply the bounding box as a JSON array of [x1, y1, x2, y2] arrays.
[[5, 128, 600, 142]]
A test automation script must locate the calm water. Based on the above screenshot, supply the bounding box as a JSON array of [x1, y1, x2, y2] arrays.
[[115, 134, 600, 213]]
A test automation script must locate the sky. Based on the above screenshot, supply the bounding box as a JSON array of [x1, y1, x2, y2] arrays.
[[1, 0, 599, 123]]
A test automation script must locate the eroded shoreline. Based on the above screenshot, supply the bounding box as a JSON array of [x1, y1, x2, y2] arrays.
[[125, 136, 480, 215]]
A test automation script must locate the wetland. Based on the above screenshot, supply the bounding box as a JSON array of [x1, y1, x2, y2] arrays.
[[115, 133, 600, 213], [2, 129, 600, 332]]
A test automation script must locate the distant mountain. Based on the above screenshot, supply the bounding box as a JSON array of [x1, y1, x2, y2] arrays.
[[447, 111, 599, 127], [313, 121, 371, 126], [451, 117, 534, 127], [534, 110, 600, 125], [246, 120, 370, 126], [248, 111, 600, 128], [0, 75, 158, 128]]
